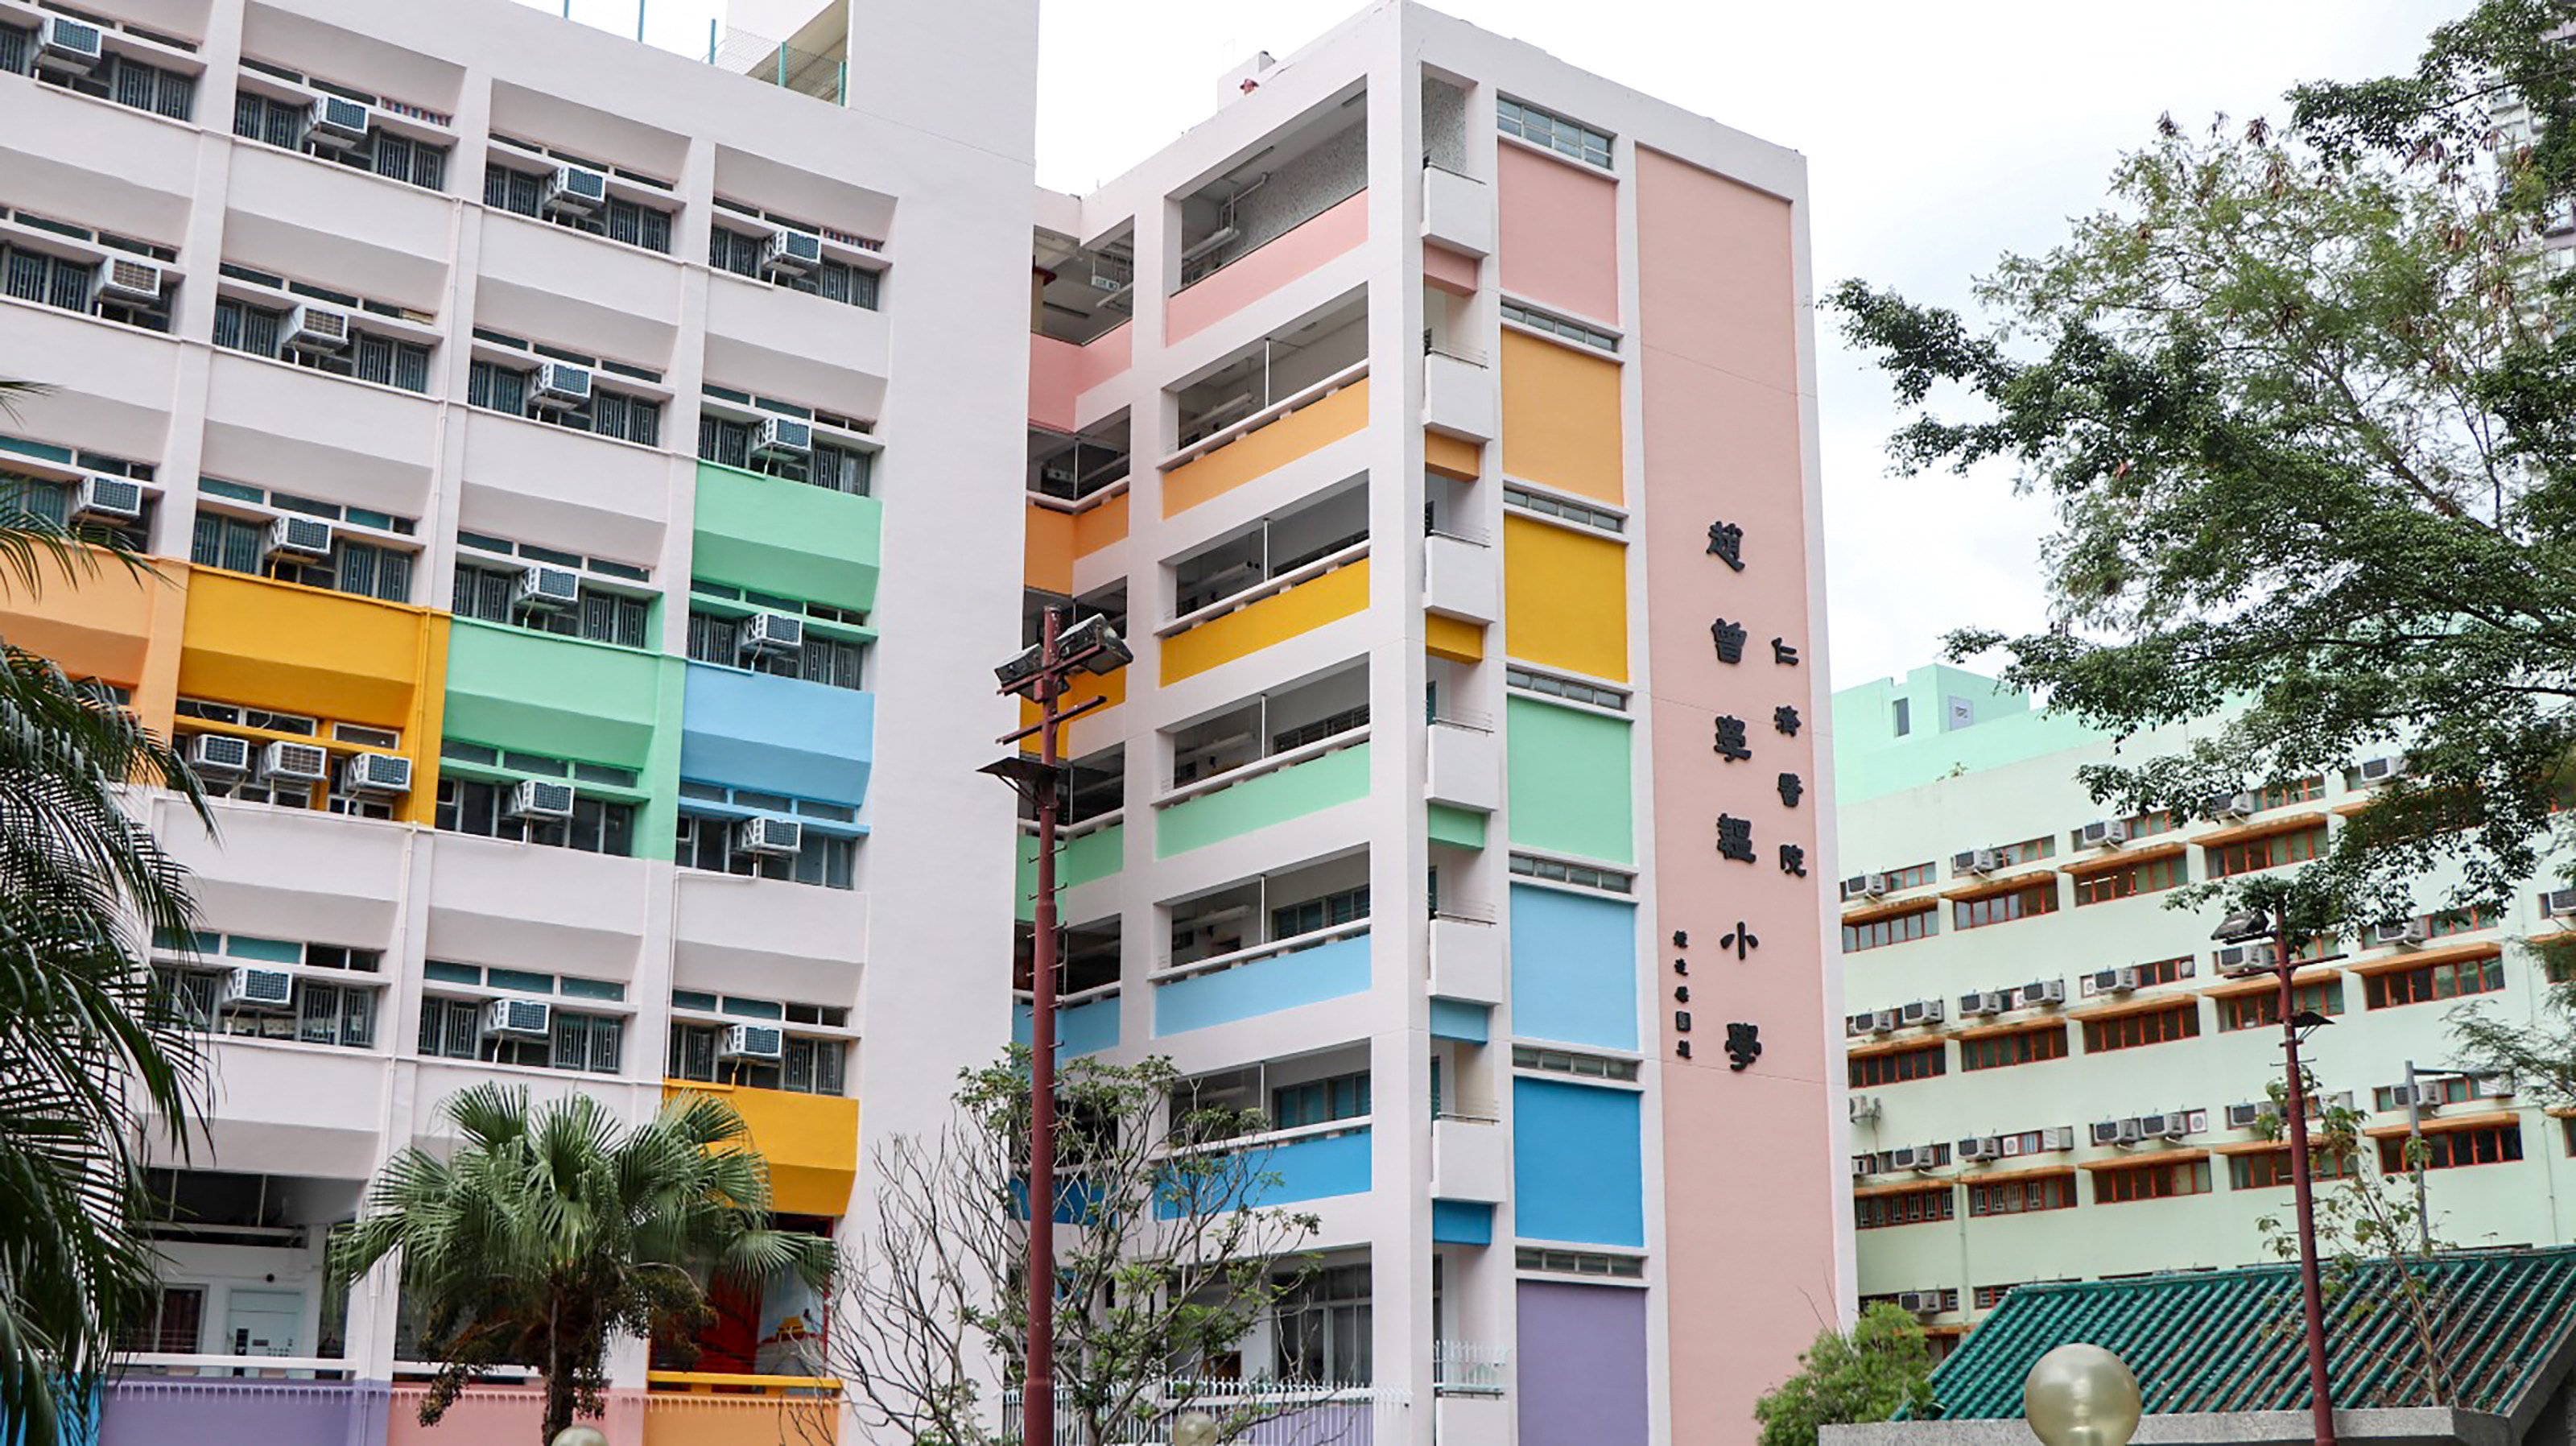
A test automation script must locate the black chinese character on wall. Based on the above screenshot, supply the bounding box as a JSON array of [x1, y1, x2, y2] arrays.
[[1716, 815, 1754, 863], [1777, 772, 1804, 808], [1725, 1022, 1763, 1072], [1772, 637, 1801, 666], [1713, 715, 1751, 762], [1706, 522, 1745, 572], [1779, 843, 1807, 877], [1773, 705, 1802, 736], [1711, 618, 1746, 664]]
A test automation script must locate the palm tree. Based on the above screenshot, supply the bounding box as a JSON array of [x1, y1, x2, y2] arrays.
[[0, 374, 213, 1446], [333, 1084, 835, 1444]]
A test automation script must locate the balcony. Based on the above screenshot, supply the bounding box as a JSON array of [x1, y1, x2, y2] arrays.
[[1015, 819, 1125, 922], [460, 409, 672, 563], [1163, 366, 1369, 518], [663, 1080, 858, 1217], [1157, 737, 1371, 857], [97, 1377, 379, 1445], [0, 78, 196, 243], [200, 350, 440, 519], [1427, 714, 1501, 813], [1424, 530, 1496, 625], [1159, 552, 1370, 687], [704, 264, 889, 402], [222, 141, 451, 310], [692, 461, 882, 614], [444, 619, 674, 775], [1168, 189, 1370, 344], [1422, 163, 1494, 258], [1433, 1114, 1508, 1203], [1152, 923, 1373, 1035], [1423, 346, 1497, 441], [1013, 988, 1121, 1060], [177, 568, 440, 732], [1158, 1121, 1373, 1217], [670, 865, 865, 1003], [0, 551, 171, 700], [475, 209, 683, 369], [678, 661, 873, 809], [1428, 908, 1503, 1005], [187, 1040, 390, 1179]]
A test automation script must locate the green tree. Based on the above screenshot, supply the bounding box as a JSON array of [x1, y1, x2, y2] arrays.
[[1752, 1303, 1937, 1446], [332, 1084, 832, 1445], [824, 1049, 1324, 1446], [0, 375, 213, 1446], [1829, 0, 2576, 928]]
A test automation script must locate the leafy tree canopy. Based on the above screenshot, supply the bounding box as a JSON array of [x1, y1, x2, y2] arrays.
[[1752, 1302, 1938, 1446]]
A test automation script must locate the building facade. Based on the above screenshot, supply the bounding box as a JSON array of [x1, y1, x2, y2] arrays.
[[1836, 664, 2576, 1353], [0, 0, 1844, 1440]]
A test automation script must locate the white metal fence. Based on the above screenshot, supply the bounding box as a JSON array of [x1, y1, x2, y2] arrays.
[[997, 1380, 1410, 1445]]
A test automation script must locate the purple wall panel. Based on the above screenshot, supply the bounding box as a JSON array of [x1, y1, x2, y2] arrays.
[[99, 1381, 386, 1446], [1517, 1280, 1649, 1444]]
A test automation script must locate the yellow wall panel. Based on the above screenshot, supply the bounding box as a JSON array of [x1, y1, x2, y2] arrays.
[[1025, 504, 1073, 594], [1160, 557, 1369, 684], [1162, 377, 1368, 517], [1500, 330, 1624, 504], [1425, 430, 1483, 481], [1020, 665, 1125, 751], [179, 568, 435, 726], [665, 1083, 859, 1218], [1503, 515, 1628, 681], [1426, 612, 1485, 663], [1073, 490, 1129, 556]]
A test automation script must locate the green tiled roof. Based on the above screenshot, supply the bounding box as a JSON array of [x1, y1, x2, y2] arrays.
[[1920, 1247, 2576, 1420]]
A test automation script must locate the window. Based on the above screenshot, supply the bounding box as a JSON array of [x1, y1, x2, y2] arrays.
[[1498, 300, 1617, 352], [118, 1286, 205, 1353], [664, 1022, 846, 1096], [696, 413, 873, 494], [1273, 1263, 1370, 1382], [1883, 861, 1939, 890], [193, 514, 414, 601], [482, 164, 674, 253], [0, 469, 150, 549], [1892, 697, 1910, 737], [2119, 956, 2196, 989], [1955, 882, 2057, 930], [2083, 1003, 2200, 1052], [1960, 1026, 2068, 1072], [2123, 809, 2178, 839], [708, 227, 881, 308], [2381, 1123, 2522, 1172], [1505, 667, 1625, 711], [1967, 1175, 2075, 1217], [213, 296, 431, 390], [2092, 1158, 2211, 1204], [6, 31, 197, 119], [1271, 704, 1368, 754], [2208, 824, 2326, 878], [2363, 953, 2504, 1009], [1510, 1046, 1639, 1082], [1850, 1043, 1945, 1089], [2373, 1076, 2496, 1111], [417, 996, 622, 1074], [1497, 97, 1612, 169], [2423, 906, 2499, 940], [684, 610, 867, 689], [435, 777, 634, 855], [674, 812, 857, 890], [1992, 836, 2056, 866], [1856, 1186, 1954, 1229], [1515, 1247, 1645, 1279], [453, 561, 650, 648], [2074, 852, 2188, 906], [233, 90, 447, 191], [1509, 853, 1632, 894], [157, 967, 378, 1049], [1273, 886, 1369, 940], [2259, 775, 2326, 809], [2219, 980, 2345, 1032], [1844, 905, 1936, 952], [1272, 1072, 1370, 1130], [2230, 1147, 2355, 1189], [2, 240, 173, 331], [466, 360, 662, 445], [1502, 483, 1622, 533]]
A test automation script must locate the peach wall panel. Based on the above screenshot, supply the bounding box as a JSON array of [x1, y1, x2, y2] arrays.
[[1634, 147, 1831, 1444], [1028, 334, 1081, 433], [1423, 242, 1480, 295], [1496, 143, 1620, 324], [1165, 190, 1368, 344]]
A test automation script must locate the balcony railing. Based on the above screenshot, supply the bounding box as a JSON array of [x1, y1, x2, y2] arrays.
[[1433, 1342, 1509, 1396], [1156, 917, 1371, 985], [1168, 361, 1368, 469], [1004, 1381, 1407, 1445], [121, 1353, 354, 1381]]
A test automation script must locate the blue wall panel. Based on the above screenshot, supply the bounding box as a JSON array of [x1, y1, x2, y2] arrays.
[[679, 662, 873, 806], [1433, 1200, 1495, 1245], [1153, 932, 1370, 1035], [1159, 1126, 1372, 1217], [1429, 998, 1490, 1043], [1509, 883, 1638, 1051], [1013, 995, 1119, 1059], [1513, 1077, 1643, 1246]]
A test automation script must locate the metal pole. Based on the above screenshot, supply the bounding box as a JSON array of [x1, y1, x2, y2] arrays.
[[1025, 605, 1063, 1446], [2406, 1060, 2430, 1256], [634, 0, 645, 43], [2277, 920, 2337, 1446]]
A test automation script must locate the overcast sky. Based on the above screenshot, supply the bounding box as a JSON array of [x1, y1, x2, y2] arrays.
[[546, 0, 2454, 688]]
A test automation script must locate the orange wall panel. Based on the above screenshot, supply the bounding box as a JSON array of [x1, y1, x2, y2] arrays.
[[1501, 330, 1624, 504], [1025, 504, 1074, 594], [1424, 431, 1482, 481], [1072, 490, 1129, 556], [1162, 378, 1368, 517]]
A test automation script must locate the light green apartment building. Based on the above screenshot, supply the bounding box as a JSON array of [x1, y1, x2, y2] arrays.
[[1834, 663, 2576, 1351]]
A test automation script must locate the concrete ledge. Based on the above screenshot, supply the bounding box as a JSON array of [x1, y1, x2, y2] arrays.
[[1825, 1408, 2512, 1446]]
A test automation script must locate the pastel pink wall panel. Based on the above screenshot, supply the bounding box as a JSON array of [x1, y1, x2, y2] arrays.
[[1633, 146, 1834, 1445], [1164, 191, 1368, 344], [1423, 242, 1480, 295], [1496, 143, 1620, 323]]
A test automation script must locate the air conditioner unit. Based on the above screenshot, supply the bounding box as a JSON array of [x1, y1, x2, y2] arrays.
[[719, 1023, 786, 1061], [2079, 819, 2130, 849], [266, 514, 332, 561], [2041, 1126, 2077, 1151], [738, 612, 804, 658], [2476, 1074, 2516, 1099], [481, 996, 553, 1039], [2355, 755, 2408, 785], [2369, 919, 2428, 948], [35, 15, 103, 73], [73, 475, 144, 523], [2138, 1113, 2190, 1141], [506, 779, 576, 821], [96, 257, 165, 304], [2207, 790, 2256, 820], [281, 304, 352, 353], [733, 815, 803, 857], [2225, 1102, 2276, 1130], [1900, 998, 1945, 1027], [2215, 942, 2278, 977], [2115, 1118, 2145, 1146], [530, 362, 593, 411], [188, 733, 253, 779], [1868, 1009, 1899, 1035], [2542, 887, 2576, 920], [2088, 1120, 2125, 1147], [752, 415, 813, 461], [305, 93, 372, 151], [761, 226, 825, 278], [1846, 1013, 1879, 1038], [2022, 979, 2067, 1007], [1958, 1136, 2003, 1163], [2386, 1083, 2436, 1111], [1886, 1146, 1922, 1171], [543, 164, 609, 217], [1954, 849, 2003, 875], [2093, 966, 2140, 994], [1850, 1157, 1874, 1180], [1896, 1291, 1944, 1316], [1839, 875, 1871, 901], [260, 740, 330, 784], [341, 751, 411, 797], [218, 965, 295, 1011], [513, 564, 581, 613], [1962, 990, 2008, 1018], [1862, 872, 1893, 897], [1848, 1094, 1880, 1123]]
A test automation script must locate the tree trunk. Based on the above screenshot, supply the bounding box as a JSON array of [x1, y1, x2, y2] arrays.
[[542, 1341, 574, 1445]]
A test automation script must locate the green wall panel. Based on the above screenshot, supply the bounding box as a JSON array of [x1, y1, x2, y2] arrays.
[[692, 461, 883, 613], [1157, 744, 1371, 857], [1015, 824, 1125, 922], [1505, 696, 1633, 863], [1429, 803, 1488, 849], [441, 620, 686, 860]]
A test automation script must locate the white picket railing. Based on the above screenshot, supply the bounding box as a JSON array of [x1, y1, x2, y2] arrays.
[[999, 1379, 1409, 1444]]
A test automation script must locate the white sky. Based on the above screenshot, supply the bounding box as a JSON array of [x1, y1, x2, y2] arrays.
[[536, 0, 2456, 688]]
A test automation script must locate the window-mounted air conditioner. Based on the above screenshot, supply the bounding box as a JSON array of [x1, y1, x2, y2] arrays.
[[1958, 1136, 2003, 1163], [219, 965, 295, 1011], [2207, 791, 2256, 820], [2092, 966, 2140, 994], [506, 779, 576, 821], [74, 475, 144, 523], [2021, 979, 2067, 1007], [341, 751, 411, 797], [752, 415, 813, 461], [761, 227, 824, 279], [738, 612, 804, 658], [260, 740, 331, 785], [719, 1023, 786, 1061], [281, 304, 352, 353], [2040, 1126, 2076, 1151], [1886, 1146, 1923, 1171], [514, 564, 581, 614], [2355, 755, 2408, 785], [1850, 1157, 1874, 1180], [188, 733, 253, 779], [1867, 1009, 1899, 1035], [2370, 919, 2429, 949], [306, 93, 372, 151], [266, 514, 332, 561], [481, 996, 552, 1039], [733, 815, 803, 857], [1962, 989, 2008, 1018], [2542, 887, 2576, 920], [2215, 942, 2280, 977], [2224, 1102, 2275, 1130], [35, 15, 104, 74], [531, 362, 592, 411], [1848, 1094, 1880, 1123], [1899, 998, 1945, 1027], [1896, 1291, 1945, 1316], [2079, 819, 2129, 849], [97, 257, 165, 304], [543, 164, 609, 217]]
